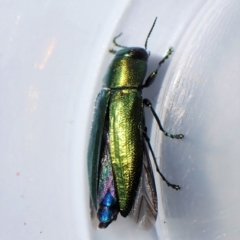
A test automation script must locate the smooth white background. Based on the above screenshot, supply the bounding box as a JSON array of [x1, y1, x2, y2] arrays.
[[0, 0, 239, 240]]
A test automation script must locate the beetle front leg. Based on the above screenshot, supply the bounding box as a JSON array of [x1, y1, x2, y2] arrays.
[[142, 48, 174, 88], [109, 49, 117, 54], [143, 99, 184, 139]]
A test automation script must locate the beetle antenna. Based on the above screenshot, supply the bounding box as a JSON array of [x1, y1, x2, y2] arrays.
[[112, 33, 128, 48], [145, 17, 157, 50]]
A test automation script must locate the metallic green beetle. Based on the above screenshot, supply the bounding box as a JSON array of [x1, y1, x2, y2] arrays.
[[88, 18, 184, 229]]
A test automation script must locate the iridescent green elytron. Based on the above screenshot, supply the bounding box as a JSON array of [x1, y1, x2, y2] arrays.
[[88, 18, 184, 229]]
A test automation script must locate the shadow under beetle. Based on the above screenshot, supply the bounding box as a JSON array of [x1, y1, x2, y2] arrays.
[[88, 17, 184, 229]]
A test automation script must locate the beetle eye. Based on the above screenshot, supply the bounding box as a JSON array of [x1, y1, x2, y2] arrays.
[[127, 50, 134, 56], [128, 49, 146, 59]]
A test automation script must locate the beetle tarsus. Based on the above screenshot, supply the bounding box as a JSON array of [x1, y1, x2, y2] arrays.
[[169, 184, 181, 191], [164, 132, 184, 139], [175, 134, 184, 139], [157, 47, 174, 68], [109, 48, 117, 54]]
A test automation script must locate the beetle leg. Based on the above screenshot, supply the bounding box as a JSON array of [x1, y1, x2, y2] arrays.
[[109, 49, 117, 54], [142, 48, 173, 88], [143, 99, 184, 139], [143, 127, 180, 190]]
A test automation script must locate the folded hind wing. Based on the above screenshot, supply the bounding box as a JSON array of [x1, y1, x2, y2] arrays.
[[130, 141, 158, 229]]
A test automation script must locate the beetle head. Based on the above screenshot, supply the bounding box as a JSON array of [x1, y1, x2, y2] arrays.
[[115, 47, 149, 61]]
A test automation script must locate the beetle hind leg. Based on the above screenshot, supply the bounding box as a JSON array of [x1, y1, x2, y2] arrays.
[[143, 127, 180, 191]]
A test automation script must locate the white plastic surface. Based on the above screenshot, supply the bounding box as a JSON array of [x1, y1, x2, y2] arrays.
[[0, 0, 240, 240]]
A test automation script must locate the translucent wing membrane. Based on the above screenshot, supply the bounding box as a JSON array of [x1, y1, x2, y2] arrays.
[[97, 127, 119, 228], [97, 130, 115, 204], [130, 142, 158, 230], [89, 115, 120, 228]]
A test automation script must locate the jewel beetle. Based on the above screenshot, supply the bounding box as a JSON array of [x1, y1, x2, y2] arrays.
[[88, 17, 184, 229]]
